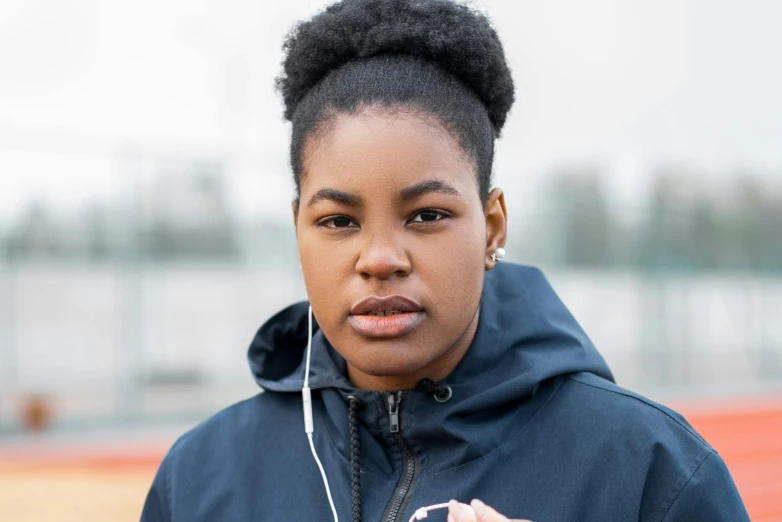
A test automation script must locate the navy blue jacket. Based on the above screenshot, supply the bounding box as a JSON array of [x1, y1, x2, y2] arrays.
[[141, 263, 749, 521]]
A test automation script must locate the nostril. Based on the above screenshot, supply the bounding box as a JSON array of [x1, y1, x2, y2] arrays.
[[355, 243, 412, 280]]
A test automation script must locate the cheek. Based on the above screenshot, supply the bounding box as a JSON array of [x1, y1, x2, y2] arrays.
[[415, 221, 486, 315], [297, 229, 352, 304]]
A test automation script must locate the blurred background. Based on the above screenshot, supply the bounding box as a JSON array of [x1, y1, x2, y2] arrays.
[[1, 0, 781, 520]]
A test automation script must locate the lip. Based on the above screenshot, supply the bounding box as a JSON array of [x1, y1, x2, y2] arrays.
[[350, 294, 423, 315], [348, 294, 425, 338]]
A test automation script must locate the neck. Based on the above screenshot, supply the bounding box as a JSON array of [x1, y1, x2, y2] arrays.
[[346, 309, 480, 391]]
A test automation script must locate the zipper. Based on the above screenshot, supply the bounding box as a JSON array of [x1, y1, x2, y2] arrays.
[[381, 391, 420, 522]]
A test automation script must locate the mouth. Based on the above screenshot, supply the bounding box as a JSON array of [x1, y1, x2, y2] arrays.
[[359, 310, 413, 316], [348, 294, 425, 338]]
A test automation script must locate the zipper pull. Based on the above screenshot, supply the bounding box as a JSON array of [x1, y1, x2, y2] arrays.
[[387, 392, 401, 433]]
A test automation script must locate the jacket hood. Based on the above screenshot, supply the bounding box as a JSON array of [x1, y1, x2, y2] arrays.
[[247, 262, 613, 398]]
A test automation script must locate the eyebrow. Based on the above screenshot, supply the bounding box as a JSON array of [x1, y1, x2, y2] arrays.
[[306, 178, 460, 208], [399, 179, 460, 201], [307, 188, 363, 208]]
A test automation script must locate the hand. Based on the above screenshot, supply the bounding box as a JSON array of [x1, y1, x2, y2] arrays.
[[447, 499, 532, 522]]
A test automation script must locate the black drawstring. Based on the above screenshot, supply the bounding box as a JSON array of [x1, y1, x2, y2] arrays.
[[345, 380, 450, 522], [347, 396, 362, 522]]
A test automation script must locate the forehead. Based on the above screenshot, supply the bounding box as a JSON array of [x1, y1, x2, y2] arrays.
[[300, 110, 478, 197]]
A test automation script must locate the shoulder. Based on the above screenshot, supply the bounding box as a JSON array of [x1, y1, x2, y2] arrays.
[[561, 372, 710, 449], [549, 373, 748, 521], [143, 392, 308, 520], [163, 391, 301, 467]]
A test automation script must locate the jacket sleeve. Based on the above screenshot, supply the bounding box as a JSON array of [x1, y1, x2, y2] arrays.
[[661, 451, 749, 522], [140, 456, 172, 522]]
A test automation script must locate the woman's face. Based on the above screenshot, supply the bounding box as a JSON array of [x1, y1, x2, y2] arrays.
[[294, 109, 506, 390]]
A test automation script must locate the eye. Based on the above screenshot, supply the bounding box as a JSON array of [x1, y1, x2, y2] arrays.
[[409, 210, 446, 223], [319, 216, 358, 229]]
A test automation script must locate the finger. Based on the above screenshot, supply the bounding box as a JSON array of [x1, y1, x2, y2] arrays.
[[448, 499, 477, 522], [470, 500, 507, 522], [470, 499, 532, 522]]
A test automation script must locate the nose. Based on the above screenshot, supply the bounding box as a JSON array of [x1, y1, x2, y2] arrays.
[[355, 230, 411, 280]]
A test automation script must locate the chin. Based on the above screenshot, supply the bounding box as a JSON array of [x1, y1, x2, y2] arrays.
[[350, 345, 435, 378], [361, 363, 421, 378]]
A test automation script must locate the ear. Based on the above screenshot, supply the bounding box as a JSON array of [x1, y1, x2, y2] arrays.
[[484, 188, 507, 271]]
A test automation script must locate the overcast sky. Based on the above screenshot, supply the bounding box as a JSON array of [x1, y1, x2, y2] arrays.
[[1, 0, 781, 221]]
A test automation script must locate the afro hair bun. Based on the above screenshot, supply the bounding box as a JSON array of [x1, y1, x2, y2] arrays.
[[277, 0, 515, 135]]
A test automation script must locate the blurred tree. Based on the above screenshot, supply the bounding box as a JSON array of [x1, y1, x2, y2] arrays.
[[733, 177, 782, 272], [549, 169, 615, 267], [689, 197, 720, 270], [84, 204, 110, 260], [141, 160, 239, 261], [638, 171, 782, 273], [639, 171, 702, 272], [9, 202, 61, 258], [2, 162, 780, 271]]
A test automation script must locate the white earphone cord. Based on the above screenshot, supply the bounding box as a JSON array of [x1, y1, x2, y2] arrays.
[[303, 305, 472, 522], [303, 305, 339, 522]]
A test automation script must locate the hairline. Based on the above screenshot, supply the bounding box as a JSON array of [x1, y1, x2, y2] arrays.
[[296, 103, 480, 199]]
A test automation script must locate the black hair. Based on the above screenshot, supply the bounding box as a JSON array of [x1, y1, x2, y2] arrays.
[[277, 0, 515, 204]]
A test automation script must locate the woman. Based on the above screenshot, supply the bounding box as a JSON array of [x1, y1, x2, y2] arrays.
[[141, 1, 749, 521]]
